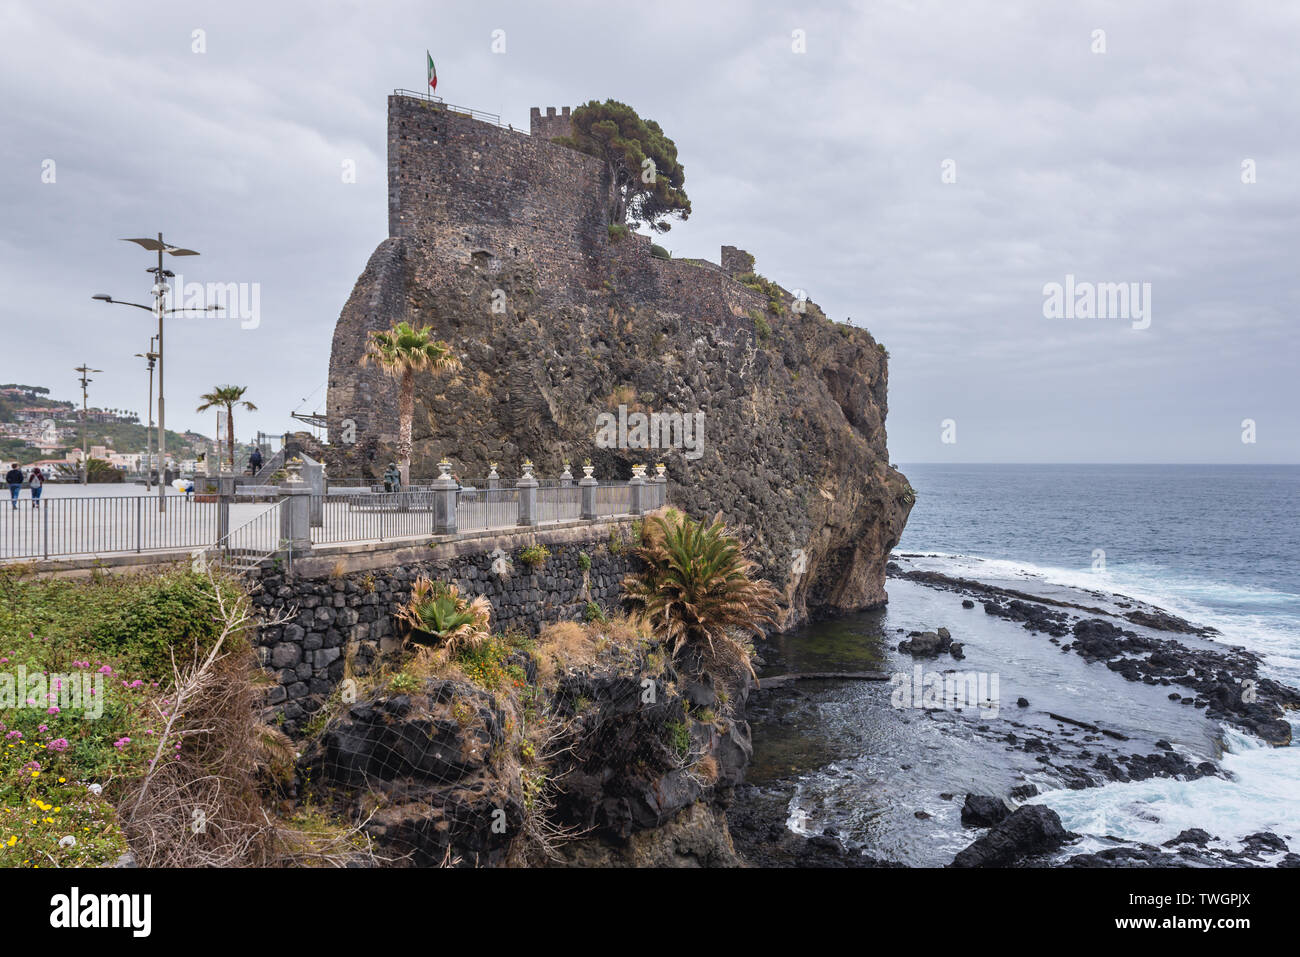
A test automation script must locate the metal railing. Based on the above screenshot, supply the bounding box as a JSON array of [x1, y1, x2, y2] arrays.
[[593, 483, 632, 517], [0, 494, 221, 560], [202, 500, 286, 576], [456, 487, 520, 532], [641, 481, 665, 511], [0, 479, 670, 562], [309, 491, 439, 545], [537, 485, 581, 523], [391, 90, 506, 128]]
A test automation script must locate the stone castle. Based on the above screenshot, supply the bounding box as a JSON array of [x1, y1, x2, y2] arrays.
[[326, 93, 911, 628]]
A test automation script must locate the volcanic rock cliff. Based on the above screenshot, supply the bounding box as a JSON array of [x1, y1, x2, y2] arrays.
[[326, 96, 911, 629]]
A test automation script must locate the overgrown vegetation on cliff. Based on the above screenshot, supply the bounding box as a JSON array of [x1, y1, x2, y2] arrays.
[[0, 567, 367, 868], [624, 508, 778, 683], [295, 507, 772, 866]]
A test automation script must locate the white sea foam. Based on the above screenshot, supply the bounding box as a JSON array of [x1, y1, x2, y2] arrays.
[[1032, 722, 1300, 853], [899, 551, 1300, 685]]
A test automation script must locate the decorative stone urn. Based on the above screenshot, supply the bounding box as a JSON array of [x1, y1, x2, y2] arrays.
[[521, 460, 535, 480], [283, 456, 304, 484], [631, 464, 648, 480], [581, 464, 595, 480], [437, 460, 453, 480]]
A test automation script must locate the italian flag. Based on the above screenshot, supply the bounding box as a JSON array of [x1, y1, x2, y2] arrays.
[[427, 52, 437, 91]]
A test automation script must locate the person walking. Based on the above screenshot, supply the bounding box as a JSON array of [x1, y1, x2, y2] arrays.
[[27, 466, 44, 508], [248, 446, 264, 474], [5, 464, 24, 509]]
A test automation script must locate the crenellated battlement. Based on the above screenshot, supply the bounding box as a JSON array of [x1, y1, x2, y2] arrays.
[[529, 105, 573, 140]]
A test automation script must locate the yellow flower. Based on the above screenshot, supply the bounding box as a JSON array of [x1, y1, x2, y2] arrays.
[[5, 836, 15, 847], [58, 777, 65, 783], [43, 817, 53, 824]]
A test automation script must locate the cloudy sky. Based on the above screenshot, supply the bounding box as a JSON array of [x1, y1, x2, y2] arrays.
[[2, 0, 1296, 463]]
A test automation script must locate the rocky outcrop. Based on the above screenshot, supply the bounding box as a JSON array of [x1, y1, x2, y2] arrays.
[[960, 794, 1010, 828], [950, 805, 1078, 868], [326, 96, 910, 631], [298, 678, 522, 867], [297, 638, 755, 867]]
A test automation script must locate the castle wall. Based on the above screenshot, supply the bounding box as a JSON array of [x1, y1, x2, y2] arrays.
[[387, 95, 607, 271]]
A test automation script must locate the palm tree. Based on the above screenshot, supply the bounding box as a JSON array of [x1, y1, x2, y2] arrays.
[[360, 321, 460, 485], [196, 386, 257, 471], [395, 578, 491, 655], [623, 509, 779, 684]]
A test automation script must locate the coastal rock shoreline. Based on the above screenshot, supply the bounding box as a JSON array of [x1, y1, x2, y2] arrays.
[[729, 560, 1300, 868]]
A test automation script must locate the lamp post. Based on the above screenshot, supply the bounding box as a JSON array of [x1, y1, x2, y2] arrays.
[[134, 336, 158, 490], [93, 234, 221, 512], [73, 364, 102, 485]]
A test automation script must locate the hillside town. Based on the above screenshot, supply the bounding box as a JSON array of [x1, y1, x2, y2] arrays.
[[0, 382, 213, 480]]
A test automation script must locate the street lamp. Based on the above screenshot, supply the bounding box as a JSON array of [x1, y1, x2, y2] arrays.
[[93, 233, 222, 512], [134, 337, 158, 491], [73, 364, 102, 485]]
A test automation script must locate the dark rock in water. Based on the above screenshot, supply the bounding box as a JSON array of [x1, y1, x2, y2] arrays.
[[1163, 828, 1212, 848], [982, 599, 1071, 636], [937, 627, 951, 640], [1009, 784, 1040, 800], [1155, 739, 1173, 751], [939, 792, 955, 800], [914, 810, 932, 820], [962, 599, 975, 609], [1125, 608, 1211, 634], [949, 642, 965, 660], [961, 793, 1010, 828], [898, 629, 952, 657], [1017, 697, 1030, 708], [950, 805, 1077, 867], [1241, 831, 1288, 855], [729, 785, 904, 868]]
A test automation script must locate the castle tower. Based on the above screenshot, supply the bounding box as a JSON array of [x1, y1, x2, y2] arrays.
[[530, 105, 573, 140]]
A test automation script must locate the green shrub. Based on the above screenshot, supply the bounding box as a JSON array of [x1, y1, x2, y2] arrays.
[[607, 224, 629, 241], [665, 720, 691, 758], [583, 601, 606, 623], [0, 569, 236, 683], [577, 551, 592, 571], [455, 637, 527, 691], [0, 567, 243, 867], [518, 544, 551, 569], [650, 244, 671, 260], [389, 671, 420, 694]]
